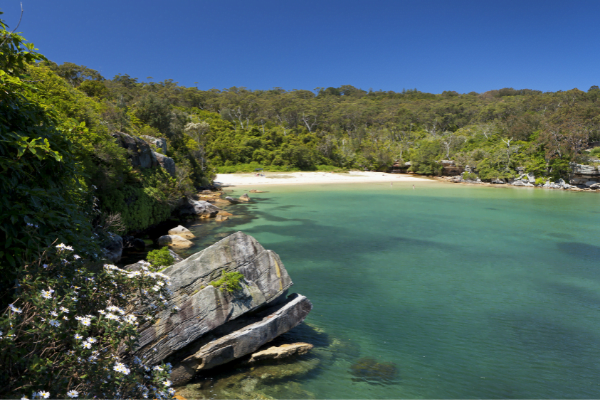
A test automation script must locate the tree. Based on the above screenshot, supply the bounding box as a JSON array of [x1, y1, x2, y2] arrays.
[[184, 121, 210, 170]]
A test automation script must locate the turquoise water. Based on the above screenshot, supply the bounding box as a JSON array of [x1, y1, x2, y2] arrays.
[[181, 181, 600, 399]]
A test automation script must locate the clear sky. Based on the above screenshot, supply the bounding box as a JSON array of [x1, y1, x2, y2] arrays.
[[3, 0, 599, 94]]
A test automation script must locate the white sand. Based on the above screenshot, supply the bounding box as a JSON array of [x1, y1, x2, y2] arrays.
[[214, 171, 430, 186]]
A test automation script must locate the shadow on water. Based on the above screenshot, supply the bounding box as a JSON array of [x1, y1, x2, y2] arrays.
[[546, 232, 574, 239], [556, 242, 600, 260]]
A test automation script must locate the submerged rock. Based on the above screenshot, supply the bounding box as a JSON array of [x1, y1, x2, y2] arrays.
[[349, 357, 399, 384], [134, 232, 301, 371], [239, 194, 251, 202]]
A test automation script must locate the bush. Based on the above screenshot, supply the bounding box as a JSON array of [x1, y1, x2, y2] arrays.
[[147, 247, 175, 269], [462, 172, 478, 181], [535, 177, 547, 186], [210, 271, 245, 293], [0, 244, 176, 398]]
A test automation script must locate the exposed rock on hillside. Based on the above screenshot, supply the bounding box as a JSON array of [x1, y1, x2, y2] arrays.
[[112, 132, 176, 176], [570, 163, 600, 186], [102, 232, 123, 263], [134, 232, 309, 380]]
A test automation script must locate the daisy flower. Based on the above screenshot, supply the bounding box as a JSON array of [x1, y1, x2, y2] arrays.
[[49, 320, 60, 327], [9, 304, 22, 313], [66, 390, 79, 398]]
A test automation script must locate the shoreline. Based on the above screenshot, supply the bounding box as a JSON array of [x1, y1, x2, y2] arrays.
[[214, 171, 431, 187]]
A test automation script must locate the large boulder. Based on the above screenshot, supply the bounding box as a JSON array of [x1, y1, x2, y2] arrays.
[[168, 225, 195, 239], [178, 199, 220, 218], [134, 232, 299, 369], [101, 232, 123, 263], [158, 234, 193, 249]]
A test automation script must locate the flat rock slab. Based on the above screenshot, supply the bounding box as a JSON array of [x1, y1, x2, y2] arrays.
[[170, 293, 312, 384], [135, 232, 294, 365], [248, 342, 314, 363]]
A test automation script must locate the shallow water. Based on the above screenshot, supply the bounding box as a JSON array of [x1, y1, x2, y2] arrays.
[[179, 181, 600, 399]]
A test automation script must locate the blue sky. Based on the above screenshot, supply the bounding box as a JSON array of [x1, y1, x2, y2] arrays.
[[3, 0, 599, 93]]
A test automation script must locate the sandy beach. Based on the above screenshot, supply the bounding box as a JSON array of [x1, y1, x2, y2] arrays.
[[214, 171, 430, 186]]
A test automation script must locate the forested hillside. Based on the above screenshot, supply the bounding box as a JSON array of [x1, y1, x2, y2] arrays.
[[44, 62, 600, 180]]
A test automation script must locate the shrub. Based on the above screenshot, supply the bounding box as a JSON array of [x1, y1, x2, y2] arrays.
[[535, 177, 547, 186], [210, 271, 245, 293], [0, 244, 176, 399], [462, 172, 478, 181], [147, 247, 175, 269]]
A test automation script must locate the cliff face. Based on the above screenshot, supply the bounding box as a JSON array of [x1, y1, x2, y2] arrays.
[[134, 232, 312, 384]]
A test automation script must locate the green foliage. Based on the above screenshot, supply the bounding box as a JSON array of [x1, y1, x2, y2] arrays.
[[146, 247, 175, 269], [462, 172, 478, 181], [210, 271, 245, 293], [409, 141, 443, 175], [535, 177, 547, 185], [590, 147, 600, 157], [0, 246, 175, 398]]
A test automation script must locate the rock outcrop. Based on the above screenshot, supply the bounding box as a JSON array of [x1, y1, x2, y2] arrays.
[[170, 294, 312, 384], [136, 232, 294, 363], [112, 132, 176, 176], [168, 225, 195, 239], [239, 194, 251, 202], [154, 151, 176, 177], [158, 234, 193, 249], [178, 199, 221, 218], [141, 135, 168, 153], [570, 163, 600, 187]]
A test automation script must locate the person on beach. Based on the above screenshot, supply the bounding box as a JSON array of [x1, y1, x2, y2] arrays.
[[413, 184, 415, 189]]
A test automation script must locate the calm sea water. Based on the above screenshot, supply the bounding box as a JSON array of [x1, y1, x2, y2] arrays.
[[179, 181, 600, 399]]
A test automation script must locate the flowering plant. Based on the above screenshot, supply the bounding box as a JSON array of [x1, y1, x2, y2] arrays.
[[0, 244, 176, 399]]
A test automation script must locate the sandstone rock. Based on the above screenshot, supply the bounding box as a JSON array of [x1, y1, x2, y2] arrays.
[[158, 234, 193, 249], [589, 183, 600, 189], [170, 293, 312, 384], [215, 215, 229, 222], [134, 232, 295, 366], [102, 232, 123, 263], [178, 199, 220, 218], [249, 190, 267, 193], [585, 180, 598, 187], [512, 180, 526, 186], [169, 225, 195, 239], [154, 151, 176, 177], [491, 178, 505, 184], [225, 196, 239, 204], [218, 210, 233, 217], [239, 194, 251, 202], [248, 343, 313, 363]]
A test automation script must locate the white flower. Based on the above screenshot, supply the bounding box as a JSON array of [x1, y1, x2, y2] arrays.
[[21, 396, 28, 400], [172, 306, 180, 311], [9, 304, 22, 313], [49, 320, 60, 327], [163, 380, 172, 387], [113, 361, 130, 375], [73, 254, 81, 260], [42, 264, 49, 268], [86, 337, 97, 344], [167, 388, 176, 395], [66, 390, 79, 398], [50, 311, 58, 317], [56, 243, 73, 252], [82, 341, 91, 349], [152, 285, 160, 292], [123, 314, 138, 325], [106, 305, 125, 315], [105, 313, 119, 321], [98, 310, 105, 315], [75, 316, 91, 326], [63, 316, 69, 320], [153, 365, 163, 371], [38, 391, 50, 399], [41, 290, 52, 300], [60, 306, 69, 313]]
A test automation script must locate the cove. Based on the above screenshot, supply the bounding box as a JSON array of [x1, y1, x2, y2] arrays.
[[177, 181, 600, 399]]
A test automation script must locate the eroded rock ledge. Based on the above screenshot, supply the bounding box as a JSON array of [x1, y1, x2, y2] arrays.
[[133, 231, 312, 385]]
